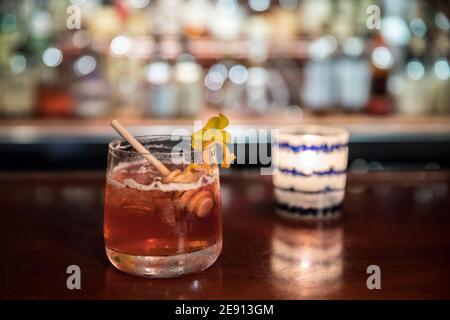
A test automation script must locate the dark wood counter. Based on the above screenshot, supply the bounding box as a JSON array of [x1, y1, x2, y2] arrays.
[[1, 170, 449, 299]]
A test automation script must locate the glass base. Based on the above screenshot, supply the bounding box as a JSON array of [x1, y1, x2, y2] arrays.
[[105, 243, 221, 278]]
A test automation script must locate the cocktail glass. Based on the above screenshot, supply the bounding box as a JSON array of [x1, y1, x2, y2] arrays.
[[104, 135, 222, 278]]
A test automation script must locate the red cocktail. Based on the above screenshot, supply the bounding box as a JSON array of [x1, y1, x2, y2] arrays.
[[104, 136, 222, 278]]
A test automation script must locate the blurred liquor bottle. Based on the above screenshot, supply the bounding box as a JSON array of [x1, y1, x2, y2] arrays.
[[63, 1, 112, 118], [301, 34, 338, 113], [222, 12, 290, 116], [204, 58, 235, 111], [29, 0, 75, 118], [87, 0, 121, 46], [151, 0, 181, 38], [1, 50, 37, 118], [27, 0, 53, 57], [142, 36, 178, 118], [330, 1, 372, 113], [107, 50, 145, 118], [47, 0, 71, 35], [0, 1, 34, 118], [296, 2, 334, 111], [181, 0, 213, 39], [37, 46, 75, 118], [269, 3, 299, 47], [0, 1, 22, 67], [124, 0, 151, 38], [299, 0, 332, 37], [397, 11, 431, 115], [102, 0, 149, 118], [209, 0, 244, 41], [299, 0, 341, 113], [72, 50, 110, 118], [175, 37, 203, 118], [366, 34, 394, 115], [336, 36, 371, 112], [224, 52, 290, 115], [428, 11, 450, 114], [111, 55, 145, 118], [269, 4, 302, 107]]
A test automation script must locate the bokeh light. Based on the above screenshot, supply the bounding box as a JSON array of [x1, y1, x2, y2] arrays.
[[74, 55, 97, 76], [110, 36, 132, 56], [309, 35, 338, 60], [129, 0, 150, 9], [409, 17, 427, 37], [372, 47, 393, 69], [9, 54, 27, 74], [435, 12, 450, 31], [228, 64, 248, 85], [146, 62, 171, 84], [249, 0, 271, 12], [434, 59, 450, 80], [381, 16, 411, 46], [216, 0, 238, 15], [42, 48, 63, 68], [406, 60, 425, 80]]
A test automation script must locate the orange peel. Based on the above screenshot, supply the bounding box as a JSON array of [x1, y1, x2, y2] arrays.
[[191, 113, 235, 168]]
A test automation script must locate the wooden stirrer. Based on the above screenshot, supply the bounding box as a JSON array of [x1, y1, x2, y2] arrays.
[[111, 120, 171, 177]]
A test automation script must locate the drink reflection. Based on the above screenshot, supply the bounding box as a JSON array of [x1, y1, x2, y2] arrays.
[[104, 264, 224, 299], [270, 219, 343, 298]]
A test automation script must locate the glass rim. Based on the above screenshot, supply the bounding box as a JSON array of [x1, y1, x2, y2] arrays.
[[277, 125, 349, 140], [108, 134, 208, 156]]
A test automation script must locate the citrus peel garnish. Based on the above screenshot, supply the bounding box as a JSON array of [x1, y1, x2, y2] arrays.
[[191, 113, 235, 169]]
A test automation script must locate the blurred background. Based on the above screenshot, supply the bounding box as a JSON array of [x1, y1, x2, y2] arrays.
[[0, 0, 449, 170]]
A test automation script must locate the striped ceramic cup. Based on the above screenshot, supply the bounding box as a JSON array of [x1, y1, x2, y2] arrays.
[[272, 125, 349, 219]]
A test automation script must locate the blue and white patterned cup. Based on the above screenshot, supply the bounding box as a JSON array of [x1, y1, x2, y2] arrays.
[[272, 125, 349, 219]]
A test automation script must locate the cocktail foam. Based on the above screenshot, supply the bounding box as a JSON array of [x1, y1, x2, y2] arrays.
[[108, 161, 216, 192]]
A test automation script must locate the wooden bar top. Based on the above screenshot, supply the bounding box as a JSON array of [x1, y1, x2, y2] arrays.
[[1, 170, 449, 299]]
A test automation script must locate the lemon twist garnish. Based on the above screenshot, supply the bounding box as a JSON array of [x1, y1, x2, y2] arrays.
[[191, 113, 235, 169]]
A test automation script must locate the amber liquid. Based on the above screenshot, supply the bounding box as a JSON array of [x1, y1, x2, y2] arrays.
[[104, 163, 222, 257]]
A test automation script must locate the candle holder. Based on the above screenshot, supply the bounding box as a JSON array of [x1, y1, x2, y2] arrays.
[[272, 125, 349, 219]]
